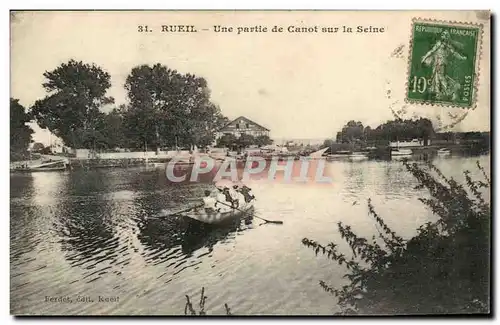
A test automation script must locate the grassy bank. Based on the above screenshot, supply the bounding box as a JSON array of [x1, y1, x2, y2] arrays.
[[68, 157, 171, 169]]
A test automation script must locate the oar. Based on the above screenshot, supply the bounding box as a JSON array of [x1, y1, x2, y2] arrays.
[[153, 204, 203, 219], [216, 200, 283, 225]]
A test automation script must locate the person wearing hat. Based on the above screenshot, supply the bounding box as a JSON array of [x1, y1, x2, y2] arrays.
[[202, 190, 218, 213], [238, 185, 255, 203], [227, 185, 240, 209]]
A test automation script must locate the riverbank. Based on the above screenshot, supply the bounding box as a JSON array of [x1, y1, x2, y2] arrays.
[[330, 143, 489, 159], [10, 142, 489, 172]]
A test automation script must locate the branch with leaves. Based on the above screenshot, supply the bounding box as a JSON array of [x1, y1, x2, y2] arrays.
[[184, 287, 233, 316], [302, 161, 490, 315]]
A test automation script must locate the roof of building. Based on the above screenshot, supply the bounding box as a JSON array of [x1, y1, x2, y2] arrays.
[[219, 116, 270, 132]]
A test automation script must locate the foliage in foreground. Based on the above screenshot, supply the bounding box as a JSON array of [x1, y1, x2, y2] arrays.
[[302, 160, 490, 314], [184, 287, 232, 316]]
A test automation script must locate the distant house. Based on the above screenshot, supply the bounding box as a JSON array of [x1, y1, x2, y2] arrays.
[[50, 138, 68, 154], [218, 116, 270, 139]]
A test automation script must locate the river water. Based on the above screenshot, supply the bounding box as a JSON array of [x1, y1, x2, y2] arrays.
[[10, 155, 490, 315]]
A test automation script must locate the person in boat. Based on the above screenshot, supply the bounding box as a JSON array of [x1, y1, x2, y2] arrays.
[[213, 188, 232, 213], [219, 187, 232, 203], [217, 186, 240, 209], [227, 186, 240, 209], [231, 185, 246, 208], [237, 185, 255, 203], [202, 190, 218, 213]]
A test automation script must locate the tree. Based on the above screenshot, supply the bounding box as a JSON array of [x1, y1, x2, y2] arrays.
[[101, 106, 126, 149], [337, 121, 364, 143], [371, 118, 434, 143], [336, 132, 343, 143], [344, 117, 436, 145], [70, 111, 110, 150], [363, 126, 372, 142], [255, 135, 273, 147], [323, 139, 335, 149], [31, 142, 45, 152], [216, 134, 237, 150], [124, 63, 227, 151], [31, 60, 114, 149], [414, 117, 434, 145], [10, 98, 33, 160], [236, 134, 256, 150]]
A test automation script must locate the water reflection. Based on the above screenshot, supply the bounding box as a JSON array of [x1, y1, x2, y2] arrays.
[[10, 154, 491, 315], [11, 175, 37, 263], [11, 172, 69, 264], [181, 216, 254, 255], [50, 172, 121, 286], [341, 162, 368, 194], [136, 201, 253, 263], [54, 198, 119, 270]]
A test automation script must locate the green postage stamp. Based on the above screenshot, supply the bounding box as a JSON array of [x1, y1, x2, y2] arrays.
[[406, 19, 483, 108]]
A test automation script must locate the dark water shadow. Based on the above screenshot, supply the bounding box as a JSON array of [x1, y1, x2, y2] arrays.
[[179, 216, 254, 255], [136, 210, 254, 266], [54, 197, 119, 269], [51, 171, 121, 279]]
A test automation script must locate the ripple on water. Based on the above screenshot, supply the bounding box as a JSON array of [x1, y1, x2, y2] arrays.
[[10, 156, 490, 314]]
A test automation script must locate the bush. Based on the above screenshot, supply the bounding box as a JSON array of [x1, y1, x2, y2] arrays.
[[302, 160, 490, 315], [184, 287, 232, 316]]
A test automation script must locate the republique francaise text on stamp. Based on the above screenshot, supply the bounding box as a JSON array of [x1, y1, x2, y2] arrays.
[[406, 19, 483, 109]]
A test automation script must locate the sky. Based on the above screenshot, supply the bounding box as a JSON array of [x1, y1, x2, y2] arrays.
[[11, 11, 491, 145]]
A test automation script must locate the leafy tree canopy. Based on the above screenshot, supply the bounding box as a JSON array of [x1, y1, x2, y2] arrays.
[[335, 118, 435, 144], [123, 63, 228, 150], [31, 59, 114, 149], [10, 98, 33, 160]]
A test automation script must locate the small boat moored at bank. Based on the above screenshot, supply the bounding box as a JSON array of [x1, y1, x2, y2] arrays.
[[348, 152, 369, 161], [437, 148, 451, 156], [391, 148, 413, 156], [10, 158, 70, 172]]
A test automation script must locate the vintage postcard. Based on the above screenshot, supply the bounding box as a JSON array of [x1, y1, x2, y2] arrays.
[[10, 11, 491, 316]]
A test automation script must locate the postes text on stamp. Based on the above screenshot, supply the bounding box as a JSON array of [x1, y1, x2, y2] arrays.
[[406, 19, 482, 108]]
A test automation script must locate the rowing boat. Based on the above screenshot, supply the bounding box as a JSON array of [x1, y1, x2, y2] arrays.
[[391, 148, 413, 156], [182, 199, 255, 225], [10, 159, 70, 172]]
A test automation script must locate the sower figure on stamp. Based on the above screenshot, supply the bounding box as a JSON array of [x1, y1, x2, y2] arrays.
[[420, 30, 467, 101]]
